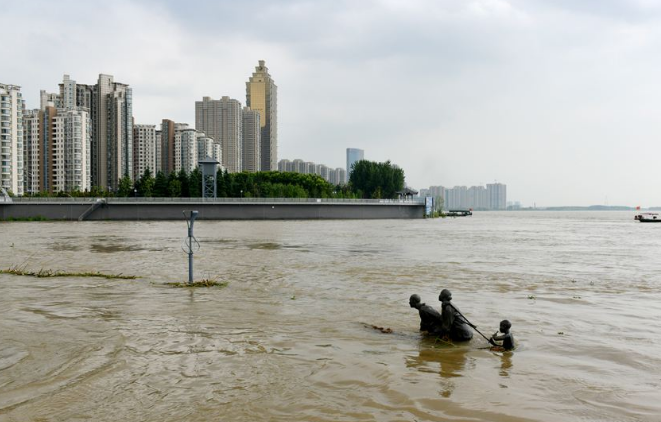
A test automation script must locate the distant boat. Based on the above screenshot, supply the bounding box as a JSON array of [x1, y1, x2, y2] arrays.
[[634, 212, 661, 223], [446, 209, 472, 217]]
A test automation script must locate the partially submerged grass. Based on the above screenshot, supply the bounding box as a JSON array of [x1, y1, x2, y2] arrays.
[[165, 279, 228, 288], [0, 266, 138, 279], [1, 216, 49, 222]]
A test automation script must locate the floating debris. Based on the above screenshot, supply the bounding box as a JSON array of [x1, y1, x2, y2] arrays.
[[0, 266, 137, 279], [528, 295, 536, 300], [365, 324, 392, 334]]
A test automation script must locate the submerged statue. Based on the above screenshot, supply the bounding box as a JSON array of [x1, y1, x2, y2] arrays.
[[490, 320, 515, 351], [409, 294, 443, 335], [439, 289, 473, 341]]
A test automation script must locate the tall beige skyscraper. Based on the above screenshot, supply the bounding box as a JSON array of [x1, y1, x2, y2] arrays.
[[246, 60, 277, 171], [195, 96, 242, 173]]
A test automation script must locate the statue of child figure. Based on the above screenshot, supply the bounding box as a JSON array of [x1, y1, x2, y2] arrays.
[[490, 320, 515, 351]]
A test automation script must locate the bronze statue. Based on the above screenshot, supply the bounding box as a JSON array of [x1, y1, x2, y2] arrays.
[[490, 320, 515, 351], [438, 289, 473, 341], [409, 294, 444, 335]]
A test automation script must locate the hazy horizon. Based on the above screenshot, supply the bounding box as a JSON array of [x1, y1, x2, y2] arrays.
[[4, 0, 660, 207]]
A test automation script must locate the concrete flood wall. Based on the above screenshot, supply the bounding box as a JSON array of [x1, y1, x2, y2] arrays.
[[0, 200, 424, 220]]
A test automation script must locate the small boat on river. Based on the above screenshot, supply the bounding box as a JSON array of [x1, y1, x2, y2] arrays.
[[446, 209, 473, 217], [634, 212, 661, 223]]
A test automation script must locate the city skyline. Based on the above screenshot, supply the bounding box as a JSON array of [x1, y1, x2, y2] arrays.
[[4, 1, 661, 206]]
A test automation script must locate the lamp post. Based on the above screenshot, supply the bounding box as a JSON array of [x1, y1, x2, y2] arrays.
[[240, 189, 243, 198]]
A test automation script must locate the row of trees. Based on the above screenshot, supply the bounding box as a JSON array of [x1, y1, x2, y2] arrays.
[[349, 160, 405, 199], [118, 169, 357, 199], [23, 160, 406, 200]]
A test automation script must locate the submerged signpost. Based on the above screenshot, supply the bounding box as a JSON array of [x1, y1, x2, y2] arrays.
[[183, 210, 200, 284]]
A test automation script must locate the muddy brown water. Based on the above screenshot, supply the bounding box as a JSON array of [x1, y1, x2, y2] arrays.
[[1, 212, 660, 421]]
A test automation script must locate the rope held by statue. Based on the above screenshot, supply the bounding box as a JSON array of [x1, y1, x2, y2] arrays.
[[447, 302, 496, 346]]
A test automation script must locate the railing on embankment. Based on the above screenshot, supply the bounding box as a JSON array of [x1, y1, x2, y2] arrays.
[[0, 197, 425, 221]]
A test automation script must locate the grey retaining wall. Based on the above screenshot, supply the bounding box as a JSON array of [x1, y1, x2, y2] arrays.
[[0, 198, 424, 220]]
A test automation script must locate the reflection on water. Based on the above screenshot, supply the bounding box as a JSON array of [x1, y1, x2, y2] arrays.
[[1, 213, 661, 421], [406, 341, 471, 398], [498, 352, 513, 377]]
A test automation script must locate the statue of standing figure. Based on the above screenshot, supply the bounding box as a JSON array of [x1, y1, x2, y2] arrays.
[[439, 289, 473, 341]]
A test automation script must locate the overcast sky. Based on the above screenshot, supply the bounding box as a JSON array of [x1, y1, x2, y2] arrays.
[[3, 0, 661, 206]]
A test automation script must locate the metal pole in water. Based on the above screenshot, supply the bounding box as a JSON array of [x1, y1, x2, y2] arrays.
[[184, 210, 199, 284]]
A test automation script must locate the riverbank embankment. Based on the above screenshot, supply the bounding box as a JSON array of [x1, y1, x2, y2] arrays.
[[0, 197, 424, 221]]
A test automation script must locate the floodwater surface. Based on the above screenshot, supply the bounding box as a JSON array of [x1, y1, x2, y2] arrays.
[[1, 212, 660, 421]]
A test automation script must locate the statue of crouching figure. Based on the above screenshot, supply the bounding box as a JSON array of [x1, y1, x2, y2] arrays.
[[409, 294, 444, 336]]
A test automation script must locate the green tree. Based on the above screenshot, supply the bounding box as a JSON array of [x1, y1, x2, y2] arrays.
[[216, 169, 227, 197], [153, 171, 168, 197], [117, 174, 134, 197], [136, 168, 155, 197], [189, 167, 202, 197], [349, 160, 405, 199], [177, 169, 190, 197], [167, 172, 181, 197]]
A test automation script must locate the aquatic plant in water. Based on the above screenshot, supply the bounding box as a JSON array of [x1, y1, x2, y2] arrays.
[[165, 279, 228, 288]]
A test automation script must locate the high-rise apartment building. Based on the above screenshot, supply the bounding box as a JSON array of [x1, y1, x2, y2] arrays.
[[40, 91, 59, 110], [292, 159, 305, 173], [133, 124, 157, 178], [21, 75, 95, 194], [54, 74, 132, 190], [174, 128, 198, 174], [155, 129, 162, 173], [346, 148, 364, 182], [315, 164, 329, 181], [468, 186, 488, 210], [195, 96, 242, 173], [487, 183, 507, 210], [278, 159, 291, 172], [160, 119, 175, 175], [23, 109, 42, 194], [197, 133, 221, 165], [334, 168, 346, 185], [241, 107, 261, 172], [246, 60, 277, 171], [50, 108, 91, 193], [106, 80, 133, 187], [278, 158, 346, 185], [0, 84, 25, 196], [423, 183, 507, 210]]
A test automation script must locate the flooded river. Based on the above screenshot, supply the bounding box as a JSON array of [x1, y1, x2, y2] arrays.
[[1, 212, 660, 421]]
